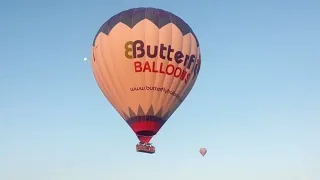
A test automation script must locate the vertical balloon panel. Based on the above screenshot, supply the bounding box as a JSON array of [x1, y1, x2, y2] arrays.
[[92, 38, 124, 117]]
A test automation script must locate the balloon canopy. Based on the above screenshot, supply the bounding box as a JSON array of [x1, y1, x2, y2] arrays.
[[91, 7, 201, 144], [200, 148, 207, 156]]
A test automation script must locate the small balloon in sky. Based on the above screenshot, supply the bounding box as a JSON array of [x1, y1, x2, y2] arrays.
[[200, 148, 207, 156], [83, 57, 88, 61]]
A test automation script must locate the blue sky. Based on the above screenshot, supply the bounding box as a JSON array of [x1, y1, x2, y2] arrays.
[[1, 0, 319, 179]]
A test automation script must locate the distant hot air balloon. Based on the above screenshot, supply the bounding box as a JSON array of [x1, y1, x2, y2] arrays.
[[91, 7, 201, 154], [200, 148, 207, 156]]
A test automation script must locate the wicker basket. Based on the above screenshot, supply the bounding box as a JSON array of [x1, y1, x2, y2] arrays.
[[136, 144, 155, 154]]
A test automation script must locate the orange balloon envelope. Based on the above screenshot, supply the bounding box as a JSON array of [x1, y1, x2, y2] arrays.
[[91, 7, 201, 144], [200, 148, 207, 156]]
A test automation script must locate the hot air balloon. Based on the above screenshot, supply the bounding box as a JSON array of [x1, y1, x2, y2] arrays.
[[91, 7, 201, 154], [200, 148, 207, 156]]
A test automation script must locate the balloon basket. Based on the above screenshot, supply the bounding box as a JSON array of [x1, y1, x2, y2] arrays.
[[136, 142, 155, 154]]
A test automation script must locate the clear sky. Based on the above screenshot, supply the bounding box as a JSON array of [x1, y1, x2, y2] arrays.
[[1, 0, 319, 180]]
